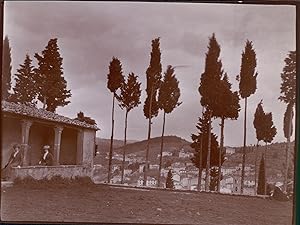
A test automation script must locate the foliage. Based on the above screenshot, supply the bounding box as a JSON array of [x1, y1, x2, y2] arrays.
[[116, 72, 141, 113], [283, 102, 294, 139], [75, 111, 96, 125], [209, 167, 221, 191], [190, 109, 224, 169], [166, 169, 175, 189], [143, 38, 162, 119], [158, 65, 181, 113], [262, 112, 277, 144], [10, 54, 37, 105], [2, 36, 12, 100], [213, 73, 240, 120], [198, 33, 223, 111], [257, 155, 266, 195], [279, 51, 296, 105], [34, 38, 71, 112], [253, 100, 265, 142], [107, 57, 124, 95], [238, 40, 258, 99]]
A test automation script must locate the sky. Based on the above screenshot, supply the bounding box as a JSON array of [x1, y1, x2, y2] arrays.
[[4, 2, 296, 147]]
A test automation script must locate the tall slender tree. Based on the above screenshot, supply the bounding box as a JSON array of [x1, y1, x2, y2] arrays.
[[257, 154, 266, 195], [10, 54, 37, 105], [143, 38, 162, 186], [237, 40, 258, 194], [34, 38, 71, 112], [106, 57, 124, 183], [2, 36, 12, 100], [190, 109, 224, 191], [198, 33, 224, 191], [262, 111, 277, 195], [283, 103, 294, 192], [253, 100, 265, 194], [213, 73, 240, 192], [157, 65, 181, 187], [279, 50, 296, 192], [116, 72, 141, 184]]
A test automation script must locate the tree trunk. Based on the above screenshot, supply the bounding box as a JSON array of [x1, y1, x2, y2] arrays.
[[205, 109, 212, 191], [144, 86, 154, 186], [158, 111, 166, 187], [264, 142, 268, 195], [121, 110, 128, 184], [218, 117, 225, 192], [197, 146, 203, 191], [197, 106, 204, 192], [254, 140, 259, 195], [107, 94, 115, 184], [284, 108, 292, 192], [241, 97, 247, 194]]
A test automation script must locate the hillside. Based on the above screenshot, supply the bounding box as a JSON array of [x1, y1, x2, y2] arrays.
[[114, 135, 193, 160], [96, 136, 295, 179], [96, 138, 137, 154], [224, 141, 295, 179]]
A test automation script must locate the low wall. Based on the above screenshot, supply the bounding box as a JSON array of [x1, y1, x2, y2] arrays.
[[12, 165, 93, 180]]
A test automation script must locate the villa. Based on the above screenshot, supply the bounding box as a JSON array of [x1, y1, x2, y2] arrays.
[[1, 101, 99, 180]]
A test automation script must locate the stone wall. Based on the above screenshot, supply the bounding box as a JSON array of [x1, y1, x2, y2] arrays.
[[12, 165, 93, 180]]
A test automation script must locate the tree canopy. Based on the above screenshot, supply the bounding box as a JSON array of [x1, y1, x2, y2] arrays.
[[34, 38, 71, 112], [279, 51, 296, 105], [158, 65, 181, 114], [116, 72, 141, 113], [11, 54, 37, 105], [238, 40, 258, 99], [107, 57, 124, 95]]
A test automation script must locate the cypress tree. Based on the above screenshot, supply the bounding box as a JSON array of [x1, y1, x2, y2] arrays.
[[253, 100, 265, 194], [143, 38, 162, 186], [279, 51, 296, 192], [11, 54, 37, 105], [106, 57, 124, 183], [198, 33, 224, 191], [34, 38, 71, 112], [157, 65, 181, 187], [2, 36, 12, 100], [238, 40, 258, 194], [116, 72, 141, 184], [257, 154, 266, 195], [213, 73, 240, 192], [166, 169, 175, 189]]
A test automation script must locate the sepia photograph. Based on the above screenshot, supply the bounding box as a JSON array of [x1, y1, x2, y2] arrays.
[[1, 1, 297, 225]]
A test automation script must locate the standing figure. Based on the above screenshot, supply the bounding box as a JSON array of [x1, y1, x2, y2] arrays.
[[38, 145, 54, 166], [2, 144, 23, 180]]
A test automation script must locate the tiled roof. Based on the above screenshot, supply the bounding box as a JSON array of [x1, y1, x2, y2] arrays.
[[2, 101, 99, 130]]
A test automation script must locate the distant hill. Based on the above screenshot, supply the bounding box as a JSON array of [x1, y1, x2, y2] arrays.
[[95, 136, 295, 180], [224, 141, 295, 179], [114, 135, 193, 160], [96, 138, 138, 154]]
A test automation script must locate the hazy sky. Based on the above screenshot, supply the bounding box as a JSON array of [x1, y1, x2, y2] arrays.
[[4, 2, 296, 147]]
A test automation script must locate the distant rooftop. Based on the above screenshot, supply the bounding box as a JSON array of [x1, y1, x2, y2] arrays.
[[2, 100, 99, 130]]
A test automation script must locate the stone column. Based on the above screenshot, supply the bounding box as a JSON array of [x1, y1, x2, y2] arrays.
[[53, 126, 63, 165], [76, 129, 83, 165], [21, 120, 32, 166]]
